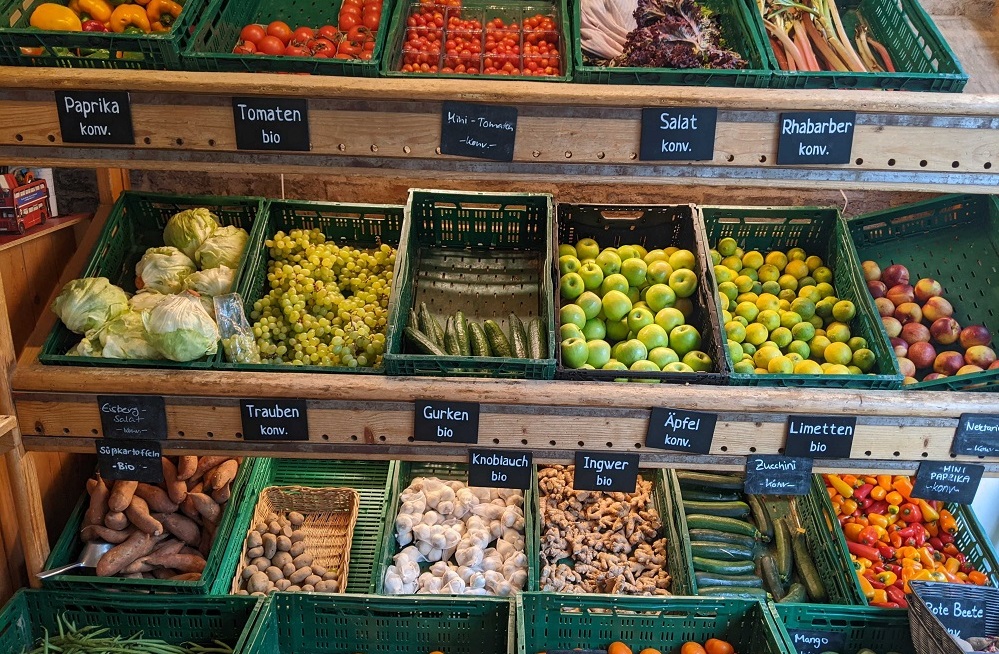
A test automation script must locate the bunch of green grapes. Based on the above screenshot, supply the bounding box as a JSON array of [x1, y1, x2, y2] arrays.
[[249, 228, 396, 367]]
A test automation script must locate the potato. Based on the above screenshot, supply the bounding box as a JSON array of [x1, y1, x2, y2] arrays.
[[282, 525, 294, 538], [272, 551, 293, 568], [302, 585, 315, 592], [291, 532, 306, 544], [261, 533, 278, 559], [265, 566, 284, 582], [276, 536, 292, 552], [293, 553, 314, 568], [289, 542, 306, 557], [247, 571, 270, 594], [268, 521, 282, 535], [281, 562, 297, 578], [286, 586, 301, 592], [275, 579, 292, 591], [314, 580, 332, 592], [289, 511, 305, 527], [311, 565, 327, 577], [247, 546, 264, 559], [304, 574, 321, 587], [322, 571, 339, 581], [247, 532, 263, 549], [242, 566, 257, 580], [266, 512, 279, 523], [251, 591, 266, 597], [255, 522, 268, 534], [251, 557, 271, 571], [289, 567, 312, 585], [235, 589, 249, 596]]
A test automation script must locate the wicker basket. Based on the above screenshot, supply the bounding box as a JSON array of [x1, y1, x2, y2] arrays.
[[230, 486, 359, 594], [909, 580, 999, 654]]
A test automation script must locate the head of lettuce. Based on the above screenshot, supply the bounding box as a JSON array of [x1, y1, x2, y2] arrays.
[[143, 291, 220, 362], [51, 277, 130, 334], [163, 207, 219, 260]]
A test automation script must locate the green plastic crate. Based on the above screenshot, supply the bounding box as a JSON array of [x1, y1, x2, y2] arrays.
[[0, 0, 207, 69], [183, 0, 392, 75], [554, 203, 730, 384], [757, 0, 966, 91], [847, 194, 999, 392], [670, 471, 862, 604], [774, 602, 915, 654], [38, 190, 264, 370], [0, 589, 262, 653], [211, 457, 395, 595], [700, 205, 902, 388], [571, 0, 773, 87], [518, 593, 791, 654], [42, 458, 254, 594], [385, 189, 557, 379], [224, 198, 404, 374], [374, 461, 538, 594], [242, 592, 512, 654], [381, 0, 572, 81]]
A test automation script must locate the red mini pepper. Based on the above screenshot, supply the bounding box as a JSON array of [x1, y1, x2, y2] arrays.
[[871, 601, 901, 609], [877, 543, 896, 560], [82, 19, 108, 31], [899, 502, 922, 523], [848, 541, 882, 562], [886, 585, 908, 606], [868, 500, 889, 515], [858, 526, 880, 547], [929, 537, 944, 551], [854, 483, 874, 500]]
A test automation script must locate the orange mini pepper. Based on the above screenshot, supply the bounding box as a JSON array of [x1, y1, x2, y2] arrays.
[[918, 547, 935, 568], [924, 521, 939, 537], [844, 523, 864, 542], [841, 499, 858, 515], [969, 570, 989, 585], [146, 0, 182, 32], [893, 478, 914, 501], [877, 474, 893, 490], [939, 509, 957, 534], [843, 474, 859, 486], [945, 557, 961, 574], [857, 573, 876, 600], [870, 486, 887, 501], [876, 571, 898, 586], [872, 588, 888, 604], [868, 513, 889, 529], [886, 491, 904, 506]]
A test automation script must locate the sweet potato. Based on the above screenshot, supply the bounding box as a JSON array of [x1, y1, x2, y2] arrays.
[[161, 458, 187, 505], [154, 513, 201, 546], [145, 552, 206, 573], [126, 496, 163, 536], [81, 525, 135, 544], [97, 531, 161, 577], [134, 483, 179, 513], [200, 518, 218, 558], [188, 493, 221, 523], [211, 483, 231, 504], [190, 456, 230, 484], [152, 568, 179, 579], [122, 559, 154, 574], [177, 456, 198, 481], [104, 511, 128, 531], [209, 460, 238, 490], [171, 572, 202, 581], [108, 480, 138, 513], [84, 476, 109, 528]]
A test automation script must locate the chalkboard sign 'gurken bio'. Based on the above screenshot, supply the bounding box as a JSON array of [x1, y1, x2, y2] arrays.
[[414, 400, 480, 443]]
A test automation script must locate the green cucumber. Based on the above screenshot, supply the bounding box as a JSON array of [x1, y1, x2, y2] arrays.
[[408, 308, 419, 330], [508, 313, 528, 358], [419, 303, 445, 348], [484, 320, 513, 357], [454, 311, 471, 357], [698, 586, 769, 599], [468, 322, 491, 357], [746, 494, 774, 541], [527, 318, 545, 360], [777, 582, 807, 603], [685, 514, 767, 541], [695, 571, 763, 589], [693, 556, 756, 575], [443, 316, 459, 355], [676, 471, 745, 490], [680, 488, 743, 503], [690, 541, 755, 561], [683, 500, 751, 518], [759, 554, 785, 601], [404, 327, 446, 356], [792, 530, 828, 602], [686, 528, 758, 551], [774, 518, 793, 582]]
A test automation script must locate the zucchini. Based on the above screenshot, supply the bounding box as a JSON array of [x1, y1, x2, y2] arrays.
[[746, 494, 774, 542], [680, 489, 743, 503], [792, 530, 828, 602], [468, 322, 492, 357], [759, 554, 785, 601], [774, 518, 793, 582], [683, 500, 751, 518], [408, 308, 419, 330], [676, 471, 745, 490], [527, 318, 545, 360], [508, 313, 528, 358], [454, 311, 471, 357], [695, 571, 763, 589], [686, 528, 758, 551], [777, 582, 807, 603], [443, 316, 459, 355], [693, 556, 755, 575], [404, 327, 446, 356], [685, 514, 767, 541], [698, 586, 769, 599], [484, 320, 513, 357], [690, 540, 755, 562]]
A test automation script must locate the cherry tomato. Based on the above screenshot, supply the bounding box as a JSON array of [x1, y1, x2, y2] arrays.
[[362, 11, 380, 29], [285, 44, 310, 57], [239, 24, 266, 43], [339, 13, 360, 29], [317, 24, 338, 40], [256, 35, 287, 55], [266, 21, 292, 43], [291, 26, 314, 44], [232, 39, 257, 54]]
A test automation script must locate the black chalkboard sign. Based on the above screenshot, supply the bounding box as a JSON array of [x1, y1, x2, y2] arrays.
[[777, 111, 856, 165], [468, 449, 532, 489], [240, 399, 309, 441], [912, 461, 984, 504], [646, 407, 717, 454], [917, 584, 987, 639], [573, 451, 639, 492], [786, 629, 847, 654], [97, 438, 163, 483], [55, 91, 135, 145], [744, 455, 813, 496], [414, 400, 480, 443], [639, 107, 717, 161], [232, 97, 310, 151], [97, 395, 167, 441], [785, 415, 856, 458], [440, 101, 517, 162], [952, 413, 999, 456]]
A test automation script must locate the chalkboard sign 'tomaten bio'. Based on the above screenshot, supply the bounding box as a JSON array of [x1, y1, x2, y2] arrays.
[[232, 97, 310, 151]]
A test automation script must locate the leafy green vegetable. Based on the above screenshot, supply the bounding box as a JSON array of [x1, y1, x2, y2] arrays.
[[143, 292, 219, 362], [163, 207, 220, 260], [51, 277, 129, 334], [195, 226, 249, 270], [135, 246, 196, 294]]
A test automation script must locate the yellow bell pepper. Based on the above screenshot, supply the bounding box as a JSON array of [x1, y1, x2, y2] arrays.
[[78, 0, 112, 22], [912, 569, 947, 583], [147, 0, 183, 32], [30, 3, 82, 31], [109, 4, 150, 32]]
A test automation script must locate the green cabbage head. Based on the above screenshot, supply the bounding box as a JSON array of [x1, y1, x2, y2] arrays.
[[163, 207, 219, 260], [195, 225, 249, 270], [51, 277, 129, 334], [135, 246, 196, 294], [98, 310, 163, 360], [143, 292, 220, 362]]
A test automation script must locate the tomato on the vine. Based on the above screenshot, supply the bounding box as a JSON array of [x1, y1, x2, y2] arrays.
[[232, 39, 257, 54], [239, 24, 265, 43], [266, 21, 292, 43], [256, 35, 286, 55], [317, 24, 338, 40], [285, 44, 310, 57], [339, 13, 360, 30], [361, 11, 381, 30], [291, 26, 314, 44], [345, 25, 371, 43]]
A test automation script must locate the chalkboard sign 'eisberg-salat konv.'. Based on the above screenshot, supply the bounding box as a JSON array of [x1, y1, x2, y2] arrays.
[[97, 395, 167, 441], [777, 111, 856, 165], [232, 98, 310, 151], [440, 101, 517, 162], [56, 91, 135, 145], [640, 108, 717, 161]]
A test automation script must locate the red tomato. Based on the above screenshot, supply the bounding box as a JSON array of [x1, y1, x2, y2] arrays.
[[317, 24, 338, 40], [308, 37, 335, 54], [266, 21, 292, 43], [363, 39, 376, 51], [339, 3, 361, 16], [256, 35, 287, 55], [337, 41, 361, 55], [338, 13, 360, 30], [232, 39, 257, 54], [285, 44, 310, 57], [345, 25, 370, 42], [340, 0, 363, 10], [362, 11, 380, 29], [291, 26, 314, 44], [359, 51, 373, 59], [239, 24, 266, 43]]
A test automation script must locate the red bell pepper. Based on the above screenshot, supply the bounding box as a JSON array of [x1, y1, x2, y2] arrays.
[[939, 532, 955, 545], [899, 502, 922, 523]]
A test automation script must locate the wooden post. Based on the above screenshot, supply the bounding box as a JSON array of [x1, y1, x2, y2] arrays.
[[95, 168, 130, 204]]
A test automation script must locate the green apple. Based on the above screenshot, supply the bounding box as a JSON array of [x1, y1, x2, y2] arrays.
[[627, 307, 655, 334], [602, 360, 627, 371], [663, 361, 695, 373], [617, 245, 640, 261], [559, 272, 584, 300], [575, 238, 600, 261], [575, 291, 602, 320], [582, 318, 607, 341], [559, 304, 587, 329], [668, 269, 698, 299], [655, 307, 685, 334], [733, 359, 756, 374], [644, 249, 668, 264], [630, 360, 660, 380], [602, 290, 632, 322], [683, 350, 713, 372], [560, 323, 584, 341], [627, 287, 641, 305], [645, 284, 676, 313], [637, 324, 669, 351], [669, 324, 702, 357], [606, 317, 630, 342], [648, 346, 679, 369], [578, 262, 604, 291], [558, 243, 577, 258], [558, 255, 581, 276], [585, 339, 611, 368], [600, 273, 629, 297], [647, 260, 673, 285], [621, 258, 648, 288], [595, 250, 622, 276], [669, 249, 696, 271], [616, 339, 648, 367], [561, 337, 589, 369]]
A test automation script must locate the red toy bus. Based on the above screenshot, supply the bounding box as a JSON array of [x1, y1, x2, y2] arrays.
[[0, 173, 51, 235]]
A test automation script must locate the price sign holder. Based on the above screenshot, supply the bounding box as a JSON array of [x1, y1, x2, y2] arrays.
[[97, 439, 163, 483], [777, 111, 856, 165], [55, 90, 134, 145], [645, 407, 717, 454], [952, 413, 999, 456], [468, 449, 532, 489], [785, 415, 856, 458], [240, 399, 309, 441], [440, 101, 517, 161], [573, 452, 639, 492], [414, 400, 479, 443], [97, 395, 167, 441], [744, 455, 813, 495], [232, 97, 310, 151], [912, 461, 984, 504], [639, 107, 717, 161]]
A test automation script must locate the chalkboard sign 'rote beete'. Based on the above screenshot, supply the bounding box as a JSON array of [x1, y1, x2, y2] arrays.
[[55, 91, 135, 145], [240, 399, 309, 441]]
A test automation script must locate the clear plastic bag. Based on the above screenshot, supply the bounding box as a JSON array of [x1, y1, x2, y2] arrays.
[[214, 293, 261, 364]]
